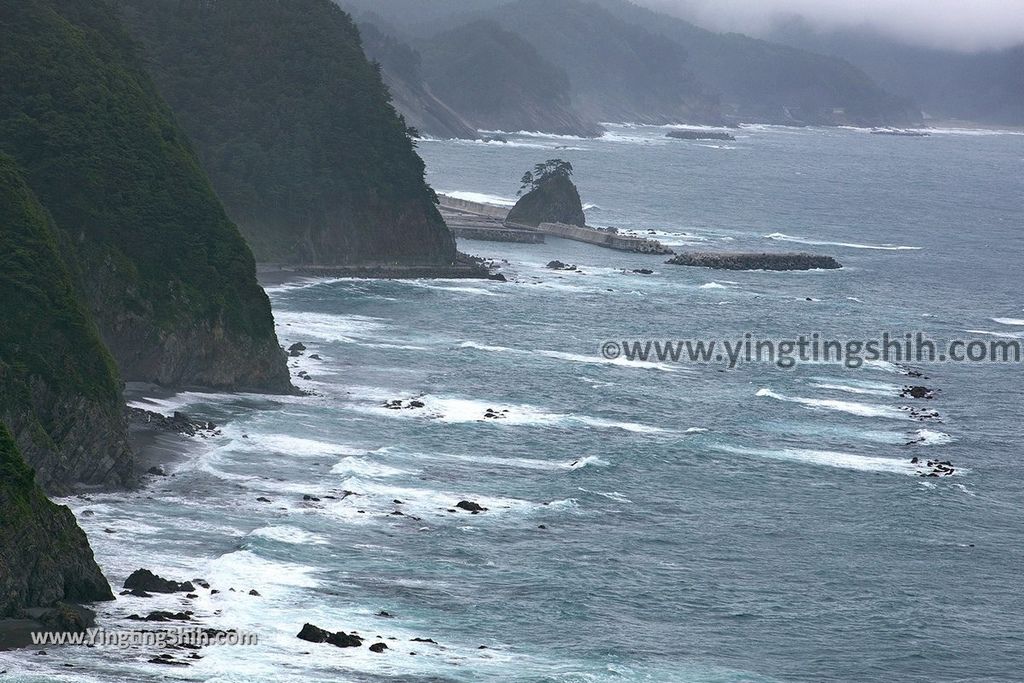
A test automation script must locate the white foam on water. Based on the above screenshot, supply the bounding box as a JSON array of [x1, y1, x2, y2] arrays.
[[125, 391, 238, 415], [719, 444, 919, 475], [684, 427, 709, 433], [262, 277, 342, 296], [756, 387, 907, 419], [992, 317, 1024, 326], [405, 280, 503, 296], [247, 525, 328, 545], [811, 382, 896, 397], [699, 282, 729, 289], [458, 340, 681, 372], [567, 455, 610, 469], [207, 549, 320, 594], [242, 433, 368, 458], [346, 386, 665, 433], [330, 456, 411, 478], [577, 487, 633, 503], [274, 310, 390, 343], [765, 231, 921, 251], [926, 126, 1024, 136], [912, 429, 954, 446], [966, 328, 1024, 339], [333, 476, 577, 519], [864, 359, 905, 374], [478, 128, 590, 141], [576, 416, 668, 434]]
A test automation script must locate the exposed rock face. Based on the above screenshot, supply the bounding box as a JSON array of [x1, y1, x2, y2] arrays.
[[0, 423, 114, 618], [118, 0, 458, 268], [357, 20, 481, 141], [419, 20, 604, 138], [667, 252, 842, 271], [507, 175, 586, 228], [0, 0, 291, 393], [0, 156, 133, 494]]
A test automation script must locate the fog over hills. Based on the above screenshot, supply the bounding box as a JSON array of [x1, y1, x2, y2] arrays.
[[340, 0, 926, 136]]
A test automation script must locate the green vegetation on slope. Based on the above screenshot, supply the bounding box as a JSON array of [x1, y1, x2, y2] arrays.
[[0, 154, 132, 492], [420, 20, 603, 136], [118, 0, 457, 266], [0, 421, 113, 616], [0, 0, 289, 390]]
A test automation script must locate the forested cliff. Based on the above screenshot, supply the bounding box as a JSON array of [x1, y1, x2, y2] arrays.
[[118, 0, 459, 267]]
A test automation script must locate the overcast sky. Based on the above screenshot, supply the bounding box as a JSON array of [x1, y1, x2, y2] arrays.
[[639, 0, 1024, 52]]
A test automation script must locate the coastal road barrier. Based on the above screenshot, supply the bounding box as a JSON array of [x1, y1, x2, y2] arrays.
[[600, 333, 1023, 369]]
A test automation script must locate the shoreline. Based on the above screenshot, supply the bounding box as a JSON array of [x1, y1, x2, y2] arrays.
[[256, 256, 501, 286]]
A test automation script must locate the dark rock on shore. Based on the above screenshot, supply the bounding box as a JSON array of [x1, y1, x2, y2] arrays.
[[667, 129, 736, 141], [124, 569, 195, 594], [126, 407, 219, 439], [667, 251, 842, 271]]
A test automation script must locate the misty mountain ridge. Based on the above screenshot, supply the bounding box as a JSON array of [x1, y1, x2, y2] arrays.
[[765, 18, 1024, 126], [340, 0, 923, 136]]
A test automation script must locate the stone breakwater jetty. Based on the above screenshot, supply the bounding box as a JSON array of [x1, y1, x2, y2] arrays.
[[667, 251, 842, 271], [667, 129, 736, 141], [437, 194, 672, 254]]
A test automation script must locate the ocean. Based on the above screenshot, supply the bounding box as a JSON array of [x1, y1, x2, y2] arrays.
[[4, 123, 1023, 681]]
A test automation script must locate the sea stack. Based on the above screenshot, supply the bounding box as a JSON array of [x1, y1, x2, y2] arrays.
[[506, 160, 586, 228]]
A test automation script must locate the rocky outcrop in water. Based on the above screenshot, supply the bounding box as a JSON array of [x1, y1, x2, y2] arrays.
[[507, 174, 586, 228], [667, 252, 842, 271]]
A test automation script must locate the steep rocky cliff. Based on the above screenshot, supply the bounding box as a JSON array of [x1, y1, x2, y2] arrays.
[[118, 0, 458, 267], [420, 20, 604, 137], [507, 174, 587, 228], [0, 0, 291, 392], [0, 422, 113, 618], [0, 155, 132, 494], [357, 19, 481, 140]]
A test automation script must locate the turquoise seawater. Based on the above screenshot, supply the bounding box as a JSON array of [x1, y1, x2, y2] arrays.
[[4, 124, 1023, 682]]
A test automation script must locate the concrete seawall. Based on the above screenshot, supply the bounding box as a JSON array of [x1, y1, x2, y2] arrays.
[[438, 194, 671, 254], [438, 195, 510, 219], [538, 223, 673, 254]]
